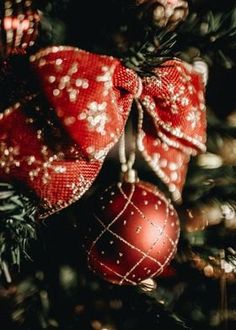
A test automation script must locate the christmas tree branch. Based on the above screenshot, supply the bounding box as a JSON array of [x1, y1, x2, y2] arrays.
[[0, 183, 37, 282]]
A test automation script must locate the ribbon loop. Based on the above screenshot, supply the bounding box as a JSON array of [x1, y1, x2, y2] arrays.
[[137, 60, 206, 198], [30, 47, 139, 161]]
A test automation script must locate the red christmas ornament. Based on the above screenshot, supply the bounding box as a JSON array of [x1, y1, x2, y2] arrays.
[[0, 47, 206, 218], [0, 0, 39, 58], [86, 180, 180, 285]]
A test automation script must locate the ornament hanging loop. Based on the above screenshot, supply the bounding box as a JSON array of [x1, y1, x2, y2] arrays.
[[119, 132, 137, 183]]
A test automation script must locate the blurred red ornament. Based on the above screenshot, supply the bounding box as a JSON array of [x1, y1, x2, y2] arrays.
[[86, 180, 180, 285], [0, 0, 39, 58], [135, 0, 189, 29]]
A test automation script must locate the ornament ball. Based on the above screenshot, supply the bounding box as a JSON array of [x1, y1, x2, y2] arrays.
[[85, 180, 180, 285]]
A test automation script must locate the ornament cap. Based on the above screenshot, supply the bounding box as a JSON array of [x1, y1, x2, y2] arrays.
[[139, 278, 157, 292], [121, 168, 138, 183]]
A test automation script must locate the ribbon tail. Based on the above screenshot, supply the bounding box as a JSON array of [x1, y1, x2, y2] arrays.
[[36, 160, 103, 218], [137, 111, 190, 201]]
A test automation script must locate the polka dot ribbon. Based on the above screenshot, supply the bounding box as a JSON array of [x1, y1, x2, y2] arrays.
[[0, 46, 206, 217]]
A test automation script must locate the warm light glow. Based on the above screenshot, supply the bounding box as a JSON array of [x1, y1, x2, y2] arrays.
[[167, 0, 178, 4], [197, 152, 223, 169], [21, 19, 30, 30], [3, 17, 30, 31], [3, 17, 12, 30]]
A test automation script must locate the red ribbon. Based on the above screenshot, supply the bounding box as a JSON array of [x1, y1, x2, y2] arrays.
[[0, 46, 206, 218]]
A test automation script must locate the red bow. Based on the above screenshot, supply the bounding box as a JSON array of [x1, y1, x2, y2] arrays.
[[0, 46, 206, 218]]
